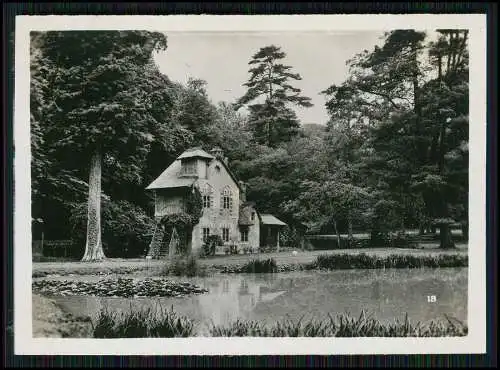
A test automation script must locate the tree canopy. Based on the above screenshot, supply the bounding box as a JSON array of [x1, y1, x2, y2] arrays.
[[236, 45, 313, 147], [31, 31, 469, 257]]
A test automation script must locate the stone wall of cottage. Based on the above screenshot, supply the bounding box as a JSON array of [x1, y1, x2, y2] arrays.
[[238, 210, 260, 252], [152, 156, 263, 255], [192, 158, 241, 253]]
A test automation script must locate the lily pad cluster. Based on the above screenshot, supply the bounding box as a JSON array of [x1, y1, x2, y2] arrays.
[[32, 278, 208, 298]]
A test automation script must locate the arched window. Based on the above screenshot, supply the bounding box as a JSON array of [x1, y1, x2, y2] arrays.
[[220, 186, 233, 213], [201, 184, 214, 209]]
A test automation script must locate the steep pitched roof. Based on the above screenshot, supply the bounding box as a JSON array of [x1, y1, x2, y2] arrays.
[[216, 159, 243, 193], [146, 159, 196, 190], [260, 214, 287, 226], [146, 147, 243, 191]]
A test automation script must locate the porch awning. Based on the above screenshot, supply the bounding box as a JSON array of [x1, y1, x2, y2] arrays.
[[260, 214, 287, 226]]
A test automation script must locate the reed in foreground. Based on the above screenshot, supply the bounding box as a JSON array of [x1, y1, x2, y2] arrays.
[[91, 307, 467, 338], [92, 305, 195, 338], [210, 311, 467, 337]]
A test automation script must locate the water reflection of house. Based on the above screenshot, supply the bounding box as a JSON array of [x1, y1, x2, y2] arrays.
[[196, 276, 288, 327]]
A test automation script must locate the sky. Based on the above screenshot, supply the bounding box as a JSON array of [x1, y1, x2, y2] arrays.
[[153, 31, 387, 125]]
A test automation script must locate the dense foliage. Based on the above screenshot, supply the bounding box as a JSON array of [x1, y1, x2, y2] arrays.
[[201, 235, 224, 257], [32, 30, 469, 258], [69, 200, 155, 258]]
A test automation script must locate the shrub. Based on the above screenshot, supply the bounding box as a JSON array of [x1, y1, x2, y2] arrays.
[[388, 231, 419, 249], [258, 245, 274, 253], [201, 235, 223, 257], [163, 254, 206, 277], [184, 254, 200, 277], [239, 258, 278, 273], [311, 253, 468, 270], [69, 200, 155, 258], [279, 226, 302, 250]]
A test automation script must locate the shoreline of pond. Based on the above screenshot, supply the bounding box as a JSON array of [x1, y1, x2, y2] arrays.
[[33, 291, 468, 338], [32, 250, 468, 279], [32, 294, 93, 338], [32, 267, 468, 338]]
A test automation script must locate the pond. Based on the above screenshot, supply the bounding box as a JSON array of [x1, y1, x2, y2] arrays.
[[47, 268, 468, 336]]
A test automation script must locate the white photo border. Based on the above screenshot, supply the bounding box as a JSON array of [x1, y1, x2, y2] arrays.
[[15, 14, 487, 356]]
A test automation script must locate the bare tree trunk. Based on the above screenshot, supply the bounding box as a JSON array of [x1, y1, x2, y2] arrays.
[[267, 120, 271, 147], [461, 221, 468, 240], [445, 34, 452, 75], [437, 54, 442, 80], [81, 150, 105, 262], [454, 30, 468, 71], [333, 219, 341, 248], [266, 61, 274, 147], [439, 224, 456, 249], [347, 217, 353, 240]]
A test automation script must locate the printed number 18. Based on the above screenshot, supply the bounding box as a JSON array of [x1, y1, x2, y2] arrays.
[[427, 295, 437, 303]]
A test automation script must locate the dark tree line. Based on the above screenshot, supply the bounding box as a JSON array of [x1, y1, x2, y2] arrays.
[[31, 30, 469, 261]]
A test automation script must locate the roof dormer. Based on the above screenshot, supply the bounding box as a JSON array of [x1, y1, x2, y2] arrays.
[[179, 158, 198, 177]]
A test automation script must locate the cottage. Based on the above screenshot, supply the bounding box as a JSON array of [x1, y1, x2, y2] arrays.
[[145, 147, 287, 258]]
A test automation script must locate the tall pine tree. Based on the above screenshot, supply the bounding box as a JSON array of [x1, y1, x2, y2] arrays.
[[236, 45, 313, 147]]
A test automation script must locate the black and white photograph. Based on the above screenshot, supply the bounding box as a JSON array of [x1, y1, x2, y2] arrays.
[[14, 14, 487, 355]]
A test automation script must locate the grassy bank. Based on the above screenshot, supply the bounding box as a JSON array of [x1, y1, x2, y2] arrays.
[[32, 248, 468, 278], [219, 253, 468, 274], [92, 307, 467, 338], [32, 295, 93, 338]]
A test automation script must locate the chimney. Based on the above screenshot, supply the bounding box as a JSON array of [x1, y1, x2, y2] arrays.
[[239, 181, 247, 203], [210, 147, 228, 164]]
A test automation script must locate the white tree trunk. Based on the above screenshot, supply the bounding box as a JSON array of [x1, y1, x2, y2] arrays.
[[333, 219, 341, 248], [347, 216, 353, 241], [169, 226, 178, 258], [81, 150, 105, 262]]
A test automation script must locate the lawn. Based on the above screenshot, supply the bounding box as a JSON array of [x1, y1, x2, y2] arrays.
[[32, 243, 468, 277]]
